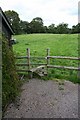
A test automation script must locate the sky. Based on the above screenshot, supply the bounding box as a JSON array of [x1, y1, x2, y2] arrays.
[[0, 0, 79, 28]]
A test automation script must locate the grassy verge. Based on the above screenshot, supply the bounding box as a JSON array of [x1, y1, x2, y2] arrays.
[[13, 34, 79, 83]]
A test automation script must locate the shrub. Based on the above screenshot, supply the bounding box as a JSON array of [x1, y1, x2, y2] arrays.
[[2, 35, 21, 111]]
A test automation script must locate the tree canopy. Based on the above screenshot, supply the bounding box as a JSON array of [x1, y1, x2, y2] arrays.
[[5, 10, 21, 34], [29, 17, 44, 33], [4, 10, 80, 34]]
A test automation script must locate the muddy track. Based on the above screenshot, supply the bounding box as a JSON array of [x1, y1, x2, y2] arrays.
[[4, 79, 78, 118]]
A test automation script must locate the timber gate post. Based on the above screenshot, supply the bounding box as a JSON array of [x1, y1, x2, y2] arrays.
[[46, 48, 50, 74], [27, 48, 31, 78], [47, 48, 50, 65]]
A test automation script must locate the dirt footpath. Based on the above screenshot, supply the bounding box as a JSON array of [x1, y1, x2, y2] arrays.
[[4, 79, 78, 118]]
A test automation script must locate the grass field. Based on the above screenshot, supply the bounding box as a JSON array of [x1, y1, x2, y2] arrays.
[[13, 34, 79, 83]]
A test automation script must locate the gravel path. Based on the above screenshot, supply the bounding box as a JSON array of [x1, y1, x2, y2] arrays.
[[4, 79, 78, 118]]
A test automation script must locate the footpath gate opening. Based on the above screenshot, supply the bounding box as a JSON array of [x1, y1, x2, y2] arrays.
[[15, 48, 79, 79]]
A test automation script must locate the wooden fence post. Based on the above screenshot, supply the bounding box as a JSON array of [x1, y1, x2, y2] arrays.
[[27, 48, 32, 78], [47, 48, 50, 65], [27, 48, 30, 71], [46, 48, 50, 74]]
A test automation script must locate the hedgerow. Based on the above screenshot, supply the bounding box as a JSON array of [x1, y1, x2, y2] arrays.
[[2, 35, 21, 111]]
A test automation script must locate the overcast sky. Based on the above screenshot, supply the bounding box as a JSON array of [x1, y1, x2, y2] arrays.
[[0, 0, 79, 28]]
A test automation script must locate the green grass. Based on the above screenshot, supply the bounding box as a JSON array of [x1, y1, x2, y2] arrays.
[[13, 34, 79, 83], [13, 34, 78, 56]]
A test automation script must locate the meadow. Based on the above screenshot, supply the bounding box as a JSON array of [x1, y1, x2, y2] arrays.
[[13, 34, 79, 83]]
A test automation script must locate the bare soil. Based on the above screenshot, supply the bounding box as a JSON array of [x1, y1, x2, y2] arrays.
[[4, 79, 79, 118]]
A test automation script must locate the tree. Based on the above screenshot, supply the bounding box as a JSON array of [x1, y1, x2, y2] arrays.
[[43, 26, 48, 33], [48, 24, 55, 33], [71, 23, 80, 33], [71, 25, 76, 33], [77, 23, 80, 33], [4, 10, 21, 34], [30, 17, 44, 33], [56, 23, 69, 34], [4, 10, 80, 34], [20, 20, 30, 34]]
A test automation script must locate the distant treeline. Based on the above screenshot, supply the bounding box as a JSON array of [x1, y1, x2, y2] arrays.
[[5, 10, 80, 35]]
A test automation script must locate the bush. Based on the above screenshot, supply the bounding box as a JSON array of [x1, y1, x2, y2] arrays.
[[2, 35, 21, 111]]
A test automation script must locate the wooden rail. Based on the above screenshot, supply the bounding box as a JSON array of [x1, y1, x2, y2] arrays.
[[29, 65, 45, 72], [16, 63, 47, 66], [16, 56, 45, 59], [47, 65, 79, 70], [47, 56, 79, 60], [16, 56, 28, 59], [17, 69, 28, 72], [15, 48, 79, 75]]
